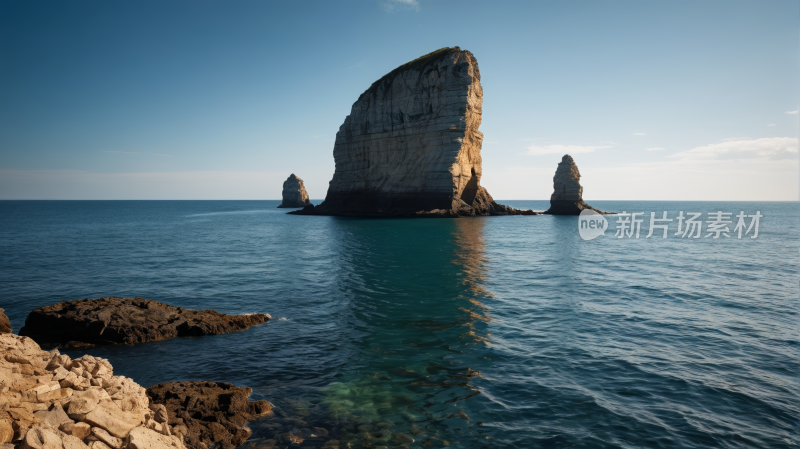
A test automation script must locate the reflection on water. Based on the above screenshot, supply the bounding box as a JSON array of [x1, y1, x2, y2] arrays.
[[246, 218, 494, 448]]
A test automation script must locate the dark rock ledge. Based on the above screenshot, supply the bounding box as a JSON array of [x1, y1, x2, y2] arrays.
[[18, 297, 270, 349]]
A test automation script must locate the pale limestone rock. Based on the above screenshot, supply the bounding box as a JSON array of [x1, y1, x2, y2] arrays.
[[127, 427, 184, 449], [298, 47, 534, 217], [62, 434, 90, 449], [74, 423, 92, 440], [92, 427, 123, 449], [277, 174, 311, 208], [0, 333, 184, 449], [545, 154, 605, 215], [0, 309, 11, 334], [67, 389, 103, 415], [0, 419, 12, 444], [20, 424, 62, 449], [33, 403, 70, 429], [88, 441, 112, 449], [84, 401, 141, 438]]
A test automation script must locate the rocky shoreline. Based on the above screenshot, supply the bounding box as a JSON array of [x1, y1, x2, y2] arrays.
[[0, 298, 283, 449]]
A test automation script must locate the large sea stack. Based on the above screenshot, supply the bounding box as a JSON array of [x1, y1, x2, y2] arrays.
[[291, 47, 534, 217], [277, 174, 311, 208], [545, 154, 606, 215]]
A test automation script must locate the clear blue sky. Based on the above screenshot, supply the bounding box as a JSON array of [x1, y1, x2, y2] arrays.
[[1, 0, 797, 200]]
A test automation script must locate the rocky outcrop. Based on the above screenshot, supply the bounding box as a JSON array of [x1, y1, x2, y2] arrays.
[[0, 309, 10, 334], [291, 47, 535, 217], [19, 298, 270, 349], [276, 174, 311, 208], [544, 155, 606, 215], [0, 333, 185, 449], [145, 382, 272, 449]]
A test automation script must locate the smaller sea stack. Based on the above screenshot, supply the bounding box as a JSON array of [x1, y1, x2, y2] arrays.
[[545, 154, 606, 215], [277, 174, 311, 208]]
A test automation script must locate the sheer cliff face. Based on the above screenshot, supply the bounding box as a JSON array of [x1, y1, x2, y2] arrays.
[[315, 47, 492, 216]]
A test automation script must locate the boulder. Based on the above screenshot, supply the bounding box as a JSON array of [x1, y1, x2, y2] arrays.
[[290, 47, 535, 217], [146, 381, 272, 449], [0, 418, 13, 444], [544, 154, 608, 215], [84, 401, 142, 438], [127, 427, 184, 449], [19, 297, 270, 349], [276, 174, 312, 208], [20, 424, 62, 449], [33, 403, 71, 429], [0, 309, 10, 334]]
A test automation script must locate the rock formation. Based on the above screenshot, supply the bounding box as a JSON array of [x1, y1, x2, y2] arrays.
[[276, 174, 311, 208], [0, 333, 185, 449], [544, 154, 606, 215], [290, 47, 535, 217], [0, 309, 10, 334], [19, 298, 270, 349], [145, 382, 272, 449]]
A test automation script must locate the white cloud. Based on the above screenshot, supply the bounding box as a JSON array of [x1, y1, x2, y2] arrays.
[[381, 0, 419, 12], [669, 137, 798, 161], [767, 124, 776, 126], [632, 133, 647, 135], [646, 147, 666, 151], [526, 144, 612, 156], [786, 110, 799, 114]]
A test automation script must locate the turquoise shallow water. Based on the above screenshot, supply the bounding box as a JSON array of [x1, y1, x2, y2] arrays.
[[1, 200, 798, 448]]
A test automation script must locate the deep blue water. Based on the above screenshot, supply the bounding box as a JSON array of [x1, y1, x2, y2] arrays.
[[0, 200, 798, 449]]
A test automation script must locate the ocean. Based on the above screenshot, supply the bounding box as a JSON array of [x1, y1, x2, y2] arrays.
[[1, 200, 797, 448]]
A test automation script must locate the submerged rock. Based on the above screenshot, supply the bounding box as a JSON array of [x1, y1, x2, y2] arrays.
[[0, 308, 10, 334], [19, 297, 270, 349], [146, 381, 273, 449], [290, 47, 535, 217], [544, 155, 607, 215], [277, 174, 311, 208]]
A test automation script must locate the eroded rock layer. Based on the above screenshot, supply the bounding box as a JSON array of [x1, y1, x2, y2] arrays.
[[545, 154, 605, 215], [19, 298, 270, 349], [292, 47, 534, 217], [276, 174, 311, 208]]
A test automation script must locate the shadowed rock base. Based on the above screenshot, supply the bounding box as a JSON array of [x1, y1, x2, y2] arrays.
[[546, 200, 607, 215], [290, 187, 536, 217]]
